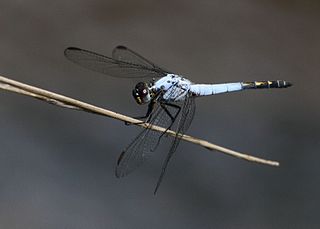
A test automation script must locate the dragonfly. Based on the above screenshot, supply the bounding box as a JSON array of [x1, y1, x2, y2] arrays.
[[64, 46, 292, 194]]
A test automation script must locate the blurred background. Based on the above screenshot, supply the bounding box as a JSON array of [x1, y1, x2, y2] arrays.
[[0, 0, 319, 228]]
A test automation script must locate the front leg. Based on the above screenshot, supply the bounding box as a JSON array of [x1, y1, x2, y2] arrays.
[[125, 89, 164, 125], [124, 100, 156, 125]]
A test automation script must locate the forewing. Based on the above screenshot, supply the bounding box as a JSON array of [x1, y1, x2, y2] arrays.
[[64, 47, 166, 78], [112, 46, 172, 74]]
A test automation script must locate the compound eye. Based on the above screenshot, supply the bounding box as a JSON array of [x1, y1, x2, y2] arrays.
[[132, 82, 151, 104]]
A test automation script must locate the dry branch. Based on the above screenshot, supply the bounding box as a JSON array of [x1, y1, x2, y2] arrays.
[[0, 75, 279, 167]]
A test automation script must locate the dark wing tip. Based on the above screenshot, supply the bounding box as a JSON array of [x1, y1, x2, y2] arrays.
[[115, 151, 126, 178], [64, 47, 81, 57], [65, 47, 81, 50], [112, 45, 128, 59], [117, 151, 125, 165], [112, 45, 128, 57], [115, 45, 128, 50]]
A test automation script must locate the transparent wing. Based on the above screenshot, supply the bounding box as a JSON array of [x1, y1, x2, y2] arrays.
[[112, 46, 172, 74], [64, 46, 169, 79], [154, 94, 196, 194], [115, 104, 179, 177], [115, 85, 181, 177]]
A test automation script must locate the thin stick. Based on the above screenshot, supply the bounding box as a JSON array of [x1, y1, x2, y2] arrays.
[[0, 75, 279, 166]]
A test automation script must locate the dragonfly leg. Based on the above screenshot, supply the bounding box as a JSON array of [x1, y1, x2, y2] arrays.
[[161, 102, 181, 129], [125, 100, 156, 125], [151, 102, 181, 152]]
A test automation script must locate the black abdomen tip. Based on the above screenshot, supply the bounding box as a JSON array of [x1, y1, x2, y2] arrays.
[[242, 80, 293, 89], [277, 80, 293, 88], [284, 81, 293, 87]]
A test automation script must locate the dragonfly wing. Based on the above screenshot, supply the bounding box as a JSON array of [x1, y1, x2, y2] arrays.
[[115, 86, 182, 177], [154, 95, 196, 194], [115, 127, 155, 178], [112, 46, 173, 75], [115, 104, 176, 177], [64, 47, 166, 79]]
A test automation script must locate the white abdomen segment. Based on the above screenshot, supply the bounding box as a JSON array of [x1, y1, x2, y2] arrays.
[[190, 83, 243, 96]]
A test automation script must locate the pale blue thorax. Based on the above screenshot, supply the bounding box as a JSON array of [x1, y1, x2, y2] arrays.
[[151, 74, 191, 102]]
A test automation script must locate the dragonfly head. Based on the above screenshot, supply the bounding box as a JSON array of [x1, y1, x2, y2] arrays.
[[132, 82, 151, 104]]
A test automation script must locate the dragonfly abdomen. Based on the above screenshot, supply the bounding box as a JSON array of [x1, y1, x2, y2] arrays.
[[190, 80, 292, 97], [190, 83, 243, 96]]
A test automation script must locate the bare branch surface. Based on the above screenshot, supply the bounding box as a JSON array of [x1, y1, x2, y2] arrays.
[[0, 75, 279, 167]]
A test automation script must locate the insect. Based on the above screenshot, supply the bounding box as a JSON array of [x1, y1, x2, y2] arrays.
[[64, 46, 292, 194]]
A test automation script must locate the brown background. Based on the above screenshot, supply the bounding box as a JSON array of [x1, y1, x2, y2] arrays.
[[0, 0, 319, 228]]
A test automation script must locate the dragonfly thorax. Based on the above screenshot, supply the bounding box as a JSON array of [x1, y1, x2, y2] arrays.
[[132, 82, 152, 104], [152, 74, 192, 102]]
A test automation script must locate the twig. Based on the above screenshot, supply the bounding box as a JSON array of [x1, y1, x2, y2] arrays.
[[0, 75, 279, 166]]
